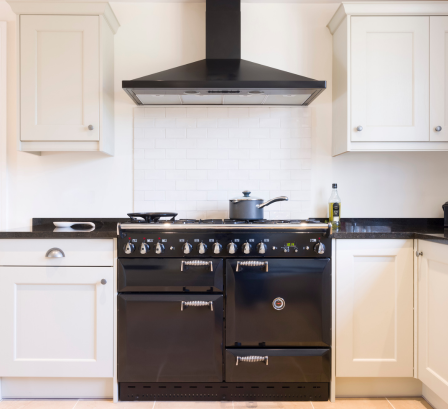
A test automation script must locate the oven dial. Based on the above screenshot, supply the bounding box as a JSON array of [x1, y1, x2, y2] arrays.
[[213, 242, 222, 254], [257, 243, 267, 254], [140, 243, 150, 254], [155, 242, 165, 254], [182, 242, 192, 254], [227, 242, 238, 254], [314, 242, 325, 254], [197, 242, 208, 254], [242, 242, 252, 254], [124, 242, 135, 254]]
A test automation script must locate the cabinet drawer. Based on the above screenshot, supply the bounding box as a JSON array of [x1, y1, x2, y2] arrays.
[[0, 239, 114, 266], [225, 349, 330, 383]]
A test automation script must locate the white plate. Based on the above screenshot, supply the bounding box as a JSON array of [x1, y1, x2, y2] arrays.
[[53, 222, 95, 228]]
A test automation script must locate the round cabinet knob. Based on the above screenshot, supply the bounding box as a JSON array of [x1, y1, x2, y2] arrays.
[[314, 242, 325, 255], [435, 126, 442, 132], [357, 126, 363, 132], [257, 243, 267, 254], [155, 242, 165, 254], [124, 242, 135, 254], [101, 279, 107, 285], [140, 243, 150, 254], [242, 242, 252, 255], [213, 242, 222, 254], [182, 242, 192, 255], [197, 242, 208, 254], [88, 125, 94, 131], [227, 242, 238, 255]]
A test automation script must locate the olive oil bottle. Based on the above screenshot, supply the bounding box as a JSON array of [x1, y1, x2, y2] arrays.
[[329, 183, 341, 229]]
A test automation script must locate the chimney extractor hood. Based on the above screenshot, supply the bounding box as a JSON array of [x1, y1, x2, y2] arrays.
[[122, 0, 326, 106]]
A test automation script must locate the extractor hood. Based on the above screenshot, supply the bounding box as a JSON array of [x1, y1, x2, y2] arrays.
[[122, 0, 326, 106]]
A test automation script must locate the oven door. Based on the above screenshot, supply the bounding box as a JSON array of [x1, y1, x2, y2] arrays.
[[118, 293, 223, 382], [226, 258, 331, 347]]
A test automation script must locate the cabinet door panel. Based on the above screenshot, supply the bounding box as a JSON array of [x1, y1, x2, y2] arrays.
[[336, 239, 414, 377], [20, 15, 99, 141], [351, 17, 429, 142], [0, 266, 113, 377], [418, 240, 448, 402], [430, 17, 448, 141]]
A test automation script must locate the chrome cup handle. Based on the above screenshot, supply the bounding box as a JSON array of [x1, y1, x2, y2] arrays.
[[45, 248, 65, 258], [256, 196, 288, 209]]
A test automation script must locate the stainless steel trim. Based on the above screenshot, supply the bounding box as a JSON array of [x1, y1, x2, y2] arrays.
[[45, 248, 65, 258], [181, 301, 213, 311], [236, 260, 268, 272], [181, 260, 213, 272], [118, 222, 331, 232], [236, 356, 268, 366]]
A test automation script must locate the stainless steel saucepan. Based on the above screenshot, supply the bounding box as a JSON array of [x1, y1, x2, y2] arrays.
[[229, 190, 288, 220]]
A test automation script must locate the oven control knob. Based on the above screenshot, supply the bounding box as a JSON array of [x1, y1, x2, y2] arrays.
[[182, 242, 192, 255], [124, 242, 135, 254], [257, 242, 267, 254], [213, 242, 222, 254], [140, 243, 150, 254], [197, 242, 207, 254], [314, 242, 325, 254], [227, 242, 237, 254], [242, 242, 252, 255], [155, 242, 165, 254]]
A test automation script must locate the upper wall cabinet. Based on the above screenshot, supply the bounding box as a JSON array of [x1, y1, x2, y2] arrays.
[[328, 3, 448, 156], [8, 2, 119, 155]]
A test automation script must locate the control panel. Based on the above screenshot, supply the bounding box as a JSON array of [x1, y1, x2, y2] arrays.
[[118, 231, 330, 258]]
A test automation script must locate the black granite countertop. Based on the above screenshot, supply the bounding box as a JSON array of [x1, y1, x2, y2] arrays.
[[0, 218, 125, 239], [0, 218, 447, 245], [332, 218, 448, 245]]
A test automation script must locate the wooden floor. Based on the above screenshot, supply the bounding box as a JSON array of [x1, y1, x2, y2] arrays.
[[0, 398, 434, 409]]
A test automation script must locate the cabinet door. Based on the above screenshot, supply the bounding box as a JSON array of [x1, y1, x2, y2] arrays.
[[20, 15, 99, 142], [336, 239, 414, 377], [418, 240, 448, 402], [0, 266, 113, 377], [351, 17, 429, 142], [430, 17, 448, 141]]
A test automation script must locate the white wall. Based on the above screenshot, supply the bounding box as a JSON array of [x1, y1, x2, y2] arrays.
[[1, 1, 447, 228]]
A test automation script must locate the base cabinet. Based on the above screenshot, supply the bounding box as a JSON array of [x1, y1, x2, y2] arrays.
[[336, 239, 414, 377], [417, 240, 448, 403], [0, 266, 114, 377]]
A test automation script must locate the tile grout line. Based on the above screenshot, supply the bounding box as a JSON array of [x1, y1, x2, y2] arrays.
[[72, 399, 80, 409], [386, 397, 397, 409], [152, 400, 156, 409], [310, 401, 315, 409]]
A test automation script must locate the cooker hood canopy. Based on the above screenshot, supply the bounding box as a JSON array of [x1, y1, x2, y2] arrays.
[[122, 0, 326, 106]]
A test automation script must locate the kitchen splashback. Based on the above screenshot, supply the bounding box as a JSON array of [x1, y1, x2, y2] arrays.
[[133, 106, 312, 219]]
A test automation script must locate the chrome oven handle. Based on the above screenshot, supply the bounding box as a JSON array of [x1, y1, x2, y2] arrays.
[[180, 301, 213, 311], [236, 356, 269, 366], [181, 260, 213, 272], [236, 261, 268, 272]]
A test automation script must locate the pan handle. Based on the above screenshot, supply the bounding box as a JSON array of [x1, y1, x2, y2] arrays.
[[256, 196, 288, 209]]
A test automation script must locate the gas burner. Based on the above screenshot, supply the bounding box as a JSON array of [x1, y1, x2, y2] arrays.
[[127, 212, 178, 223], [224, 219, 248, 224], [200, 219, 224, 224], [173, 219, 196, 225]]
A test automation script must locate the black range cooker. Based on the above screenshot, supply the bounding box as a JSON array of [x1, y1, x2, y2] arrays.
[[117, 213, 332, 402]]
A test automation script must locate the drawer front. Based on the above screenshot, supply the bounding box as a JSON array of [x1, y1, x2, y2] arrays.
[[118, 258, 223, 293], [0, 239, 114, 266], [225, 349, 330, 383]]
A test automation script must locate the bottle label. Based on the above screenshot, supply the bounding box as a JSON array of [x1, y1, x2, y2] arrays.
[[333, 203, 340, 220]]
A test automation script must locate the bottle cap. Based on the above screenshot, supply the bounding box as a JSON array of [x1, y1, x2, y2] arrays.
[[332, 183, 337, 188]]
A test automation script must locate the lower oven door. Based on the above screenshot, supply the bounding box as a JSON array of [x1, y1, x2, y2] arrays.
[[226, 258, 331, 347], [118, 293, 223, 382], [225, 348, 330, 383]]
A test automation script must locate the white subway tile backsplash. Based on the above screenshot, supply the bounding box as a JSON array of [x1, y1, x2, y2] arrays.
[[133, 107, 312, 216]]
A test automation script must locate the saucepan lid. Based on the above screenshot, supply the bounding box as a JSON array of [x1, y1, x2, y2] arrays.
[[230, 190, 262, 202]]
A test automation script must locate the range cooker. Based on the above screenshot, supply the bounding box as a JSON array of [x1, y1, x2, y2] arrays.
[[117, 213, 332, 402]]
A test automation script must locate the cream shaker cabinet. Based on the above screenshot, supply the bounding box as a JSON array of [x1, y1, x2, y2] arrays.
[[335, 239, 414, 377], [0, 239, 114, 378], [328, 3, 448, 155], [10, 3, 119, 154], [417, 240, 448, 403]]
